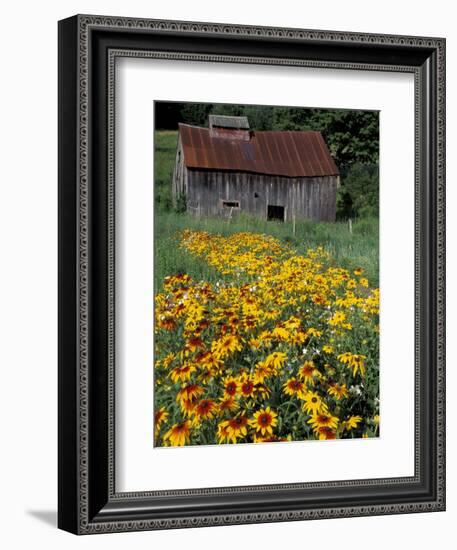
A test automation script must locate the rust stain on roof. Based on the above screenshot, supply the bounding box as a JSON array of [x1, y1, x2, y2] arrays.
[[178, 123, 339, 178]]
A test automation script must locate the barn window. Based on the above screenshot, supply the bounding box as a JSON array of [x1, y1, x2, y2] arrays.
[[267, 204, 285, 222], [222, 200, 240, 208]]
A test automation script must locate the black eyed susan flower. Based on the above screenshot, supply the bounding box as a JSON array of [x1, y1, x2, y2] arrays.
[[283, 378, 306, 399], [253, 433, 291, 443], [158, 315, 177, 331], [250, 407, 278, 436], [327, 382, 349, 400], [185, 337, 206, 353], [169, 363, 197, 384], [298, 361, 318, 386], [316, 426, 337, 440], [179, 398, 196, 417], [239, 375, 256, 398], [219, 396, 239, 413], [252, 360, 272, 384], [163, 421, 192, 446], [194, 399, 217, 421], [265, 351, 287, 371], [271, 326, 291, 341], [199, 351, 223, 371], [217, 420, 233, 444], [222, 376, 240, 398], [301, 391, 328, 415], [212, 333, 242, 358], [226, 414, 249, 442], [154, 407, 168, 430], [342, 415, 363, 431], [338, 352, 367, 377], [308, 412, 339, 434], [176, 384, 204, 404]]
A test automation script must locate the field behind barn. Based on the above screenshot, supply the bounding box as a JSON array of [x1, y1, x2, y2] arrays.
[[154, 130, 379, 290]]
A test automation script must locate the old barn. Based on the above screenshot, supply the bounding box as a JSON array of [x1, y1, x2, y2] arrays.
[[172, 115, 339, 222]]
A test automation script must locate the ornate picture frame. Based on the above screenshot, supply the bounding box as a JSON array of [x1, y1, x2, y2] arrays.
[[58, 14, 445, 534]]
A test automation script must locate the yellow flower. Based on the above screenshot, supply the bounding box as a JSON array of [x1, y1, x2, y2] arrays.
[[194, 399, 218, 421], [219, 396, 239, 413], [301, 391, 328, 415], [170, 363, 197, 383], [271, 326, 291, 341], [328, 311, 346, 327], [239, 374, 256, 398], [327, 383, 348, 400], [337, 352, 367, 377], [154, 407, 168, 430], [249, 407, 278, 436], [252, 360, 273, 384], [298, 361, 318, 385], [283, 378, 306, 399], [212, 333, 242, 358], [315, 426, 337, 440], [308, 412, 339, 433], [217, 420, 233, 444], [343, 415, 363, 430], [176, 384, 204, 404], [305, 327, 322, 338], [265, 351, 287, 371], [226, 415, 249, 442], [163, 421, 191, 446], [222, 376, 240, 398]]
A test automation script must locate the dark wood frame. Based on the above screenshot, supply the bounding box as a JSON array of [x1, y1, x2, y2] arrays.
[[58, 14, 446, 534]]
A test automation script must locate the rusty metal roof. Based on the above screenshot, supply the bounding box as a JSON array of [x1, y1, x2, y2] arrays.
[[178, 123, 339, 178]]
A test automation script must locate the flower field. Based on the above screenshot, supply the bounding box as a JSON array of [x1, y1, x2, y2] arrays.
[[154, 229, 379, 446]]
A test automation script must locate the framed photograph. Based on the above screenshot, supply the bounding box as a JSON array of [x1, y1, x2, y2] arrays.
[[58, 14, 445, 534]]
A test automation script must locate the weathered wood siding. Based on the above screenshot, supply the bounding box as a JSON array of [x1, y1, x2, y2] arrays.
[[171, 137, 187, 208], [182, 169, 337, 222]]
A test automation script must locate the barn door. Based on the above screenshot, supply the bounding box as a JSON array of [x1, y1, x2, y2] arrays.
[[267, 204, 285, 221]]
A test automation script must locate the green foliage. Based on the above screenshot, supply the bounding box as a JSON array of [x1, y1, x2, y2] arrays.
[[273, 108, 379, 168], [180, 103, 213, 126], [155, 102, 379, 169], [154, 131, 178, 212], [337, 164, 379, 219], [174, 193, 187, 213]]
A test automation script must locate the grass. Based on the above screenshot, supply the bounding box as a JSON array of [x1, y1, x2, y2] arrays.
[[153, 130, 379, 290]]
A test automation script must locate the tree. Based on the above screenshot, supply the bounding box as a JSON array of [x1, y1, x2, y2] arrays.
[[337, 163, 379, 219]]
